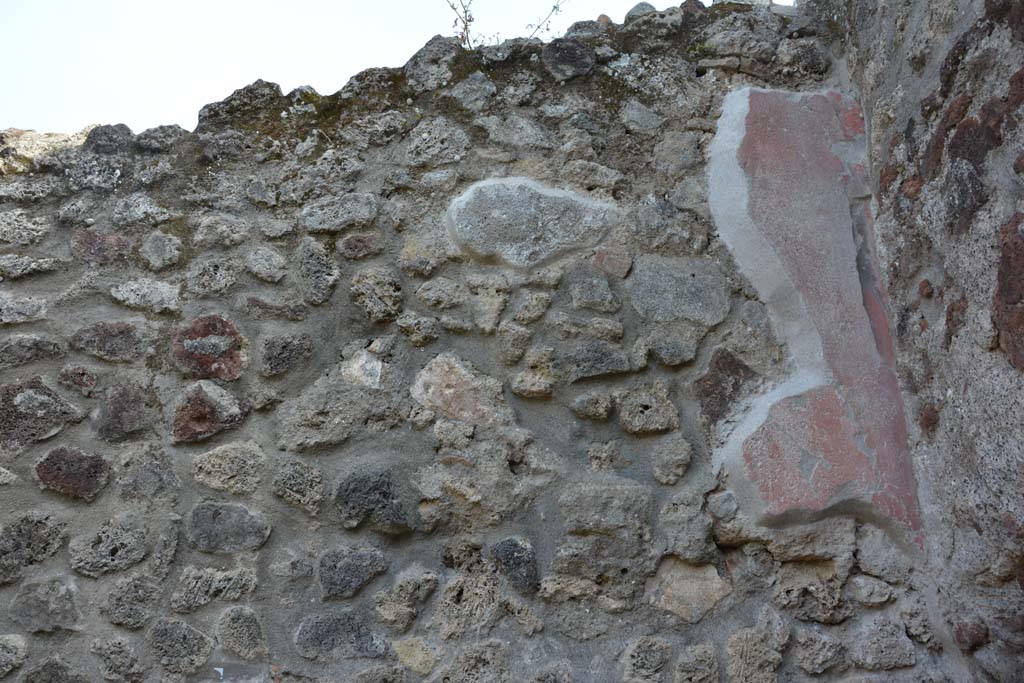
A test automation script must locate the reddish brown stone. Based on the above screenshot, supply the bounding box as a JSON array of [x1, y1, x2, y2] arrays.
[[71, 322, 149, 363], [58, 364, 99, 396], [917, 403, 940, 437], [35, 447, 111, 501], [944, 296, 970, 350], [171, 315, 247, 381], [70, 229, 132, 265], [695, 350, 757, 425], [1014, 151, 1024, 175], [948, 117, 1001, 171], [172, 381, 247, 443], [954, 620, 989, 652], [921, 93, 973, 180], [1009, 66, 1024, 110], [918, 279, 934, 298], [899, 176, 924, 200], [993, 212, 1024, 370], [592, 247, 633, 279], [879, 163, 899, 196]]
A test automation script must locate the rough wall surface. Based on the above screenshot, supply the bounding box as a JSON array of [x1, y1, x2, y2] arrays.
[[0, 1, 1019, 682]]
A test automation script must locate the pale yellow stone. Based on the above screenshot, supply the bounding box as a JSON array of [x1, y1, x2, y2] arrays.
[[646, 556, 732, 623], [395, 637, 438, 676]]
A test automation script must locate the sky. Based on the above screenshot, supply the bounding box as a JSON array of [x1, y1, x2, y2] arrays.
[[1, 0, 789, 134]]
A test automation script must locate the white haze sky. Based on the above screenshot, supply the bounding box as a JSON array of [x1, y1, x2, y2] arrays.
[[2, 0, 790, 134]]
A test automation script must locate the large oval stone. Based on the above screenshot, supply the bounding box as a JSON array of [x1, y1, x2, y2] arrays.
[[447, 177, 617, 269]]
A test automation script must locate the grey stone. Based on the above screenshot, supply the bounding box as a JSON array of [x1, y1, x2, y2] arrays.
[[490, 537, 539, 594], [849, 617, 916, 670], [294, 610, 389, 660], [335, 467, 415, 534], [135, 124, 187, 152], [18, 658, 89, 683], [84, 124, 134, 154], [652, 434, 692, 485], [109, 278, 180, 313], [372, 565, 438, 632], [191, 213, 249, 247], [89, 637, 145, 683], [794, 628, 845, 674], [245, 244, 288, 282], [405, 116, 470, 167], [0, 635, 27, 678], [318, 544, 388, 599], [425, 639, 509, 683], [560, 340, 631, 384], [0, 334, 63, 371], [170, 565, 257, 612], [674, 643, 719, 683], [0, 377, 83, 456], [351, 266, 404, 323], [0, 292, 46, 324], [476, 114, 556, 149], [277, 362, 399, 451], [186, 502, 270, 553], [572, 391, 613, 420], [301, 193, 380, 233], [404, 35, 461, 93], [69, 516, 148, 577], [357, 665, 408, 683], [260, 334, 313, 377], [617, 381, 679, 434], [623, 636, 672, 682], [295, 236, 339, 304], [447, 71, 497, 111], [94, 382, 156, 442], [542, 39, 595, 80], [0, 210, 48, 245], [70, 321, 151, 362], [218, 605, 269, 660], [138, 232, 182, 271], [0, 513, 68, 585], [191, 440, 265, 494], [847, 574, 895, 606], [659, 492, 716, 563], [627, 255, 729, 325], [185, 256, 238, 296], [620, 99, 665, 133], [625, 2, 657, 21], [117, 448, 180, 505], [0, 254, 63, 280], [653, 132, 704, 176], [570, 273, 620, 313], [10, 577, 81, 633], [272, 459, 325, 515], [146, 618, 214, 674], [102, 574, 161, 629], [448, 177, 618, 269]]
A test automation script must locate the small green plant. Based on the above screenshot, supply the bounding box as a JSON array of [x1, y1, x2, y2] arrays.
[[444, 0, 569, 49]]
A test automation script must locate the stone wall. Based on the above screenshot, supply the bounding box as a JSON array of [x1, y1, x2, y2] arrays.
[[0, 2, 1019, 682]]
